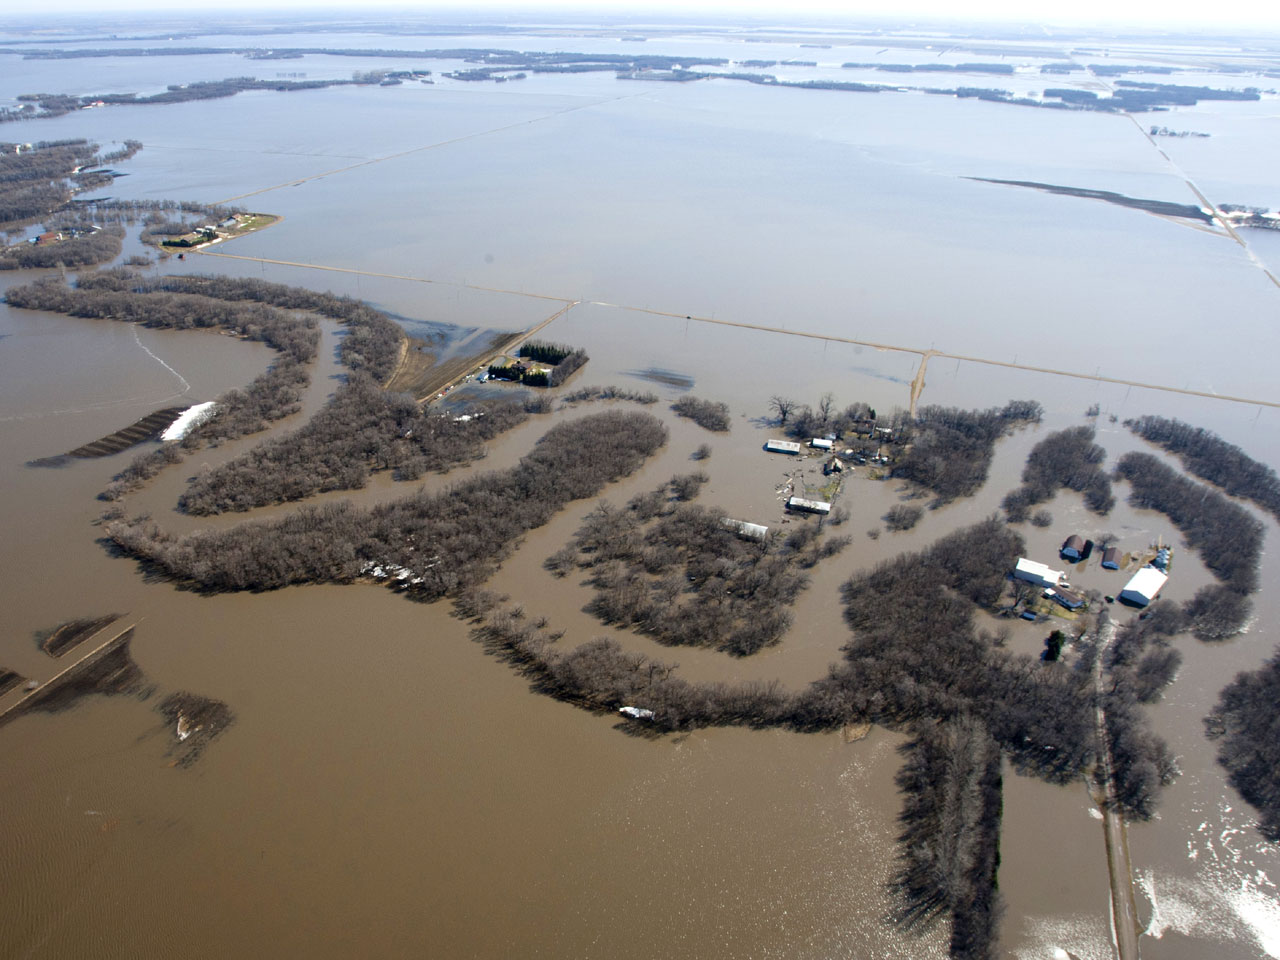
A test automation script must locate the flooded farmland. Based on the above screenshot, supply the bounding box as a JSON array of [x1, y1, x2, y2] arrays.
[[2, 13, 1280, 960]]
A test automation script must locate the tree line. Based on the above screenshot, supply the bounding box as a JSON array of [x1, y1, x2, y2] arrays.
[[893, 718, 1004, 960], [1127, 414, 1280, 522], [106, 410, 668, 597], [1206, 647, 1280, 843], [178, 375, 531, 514], [1003, 425, 1114, 521], [893, 402, 1043, 503], [1115, 452, 1261, 639], [102, 272, 404, 381]]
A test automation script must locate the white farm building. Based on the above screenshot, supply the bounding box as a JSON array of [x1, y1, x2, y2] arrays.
[[721, 518, 769, 541], [1120, 567, 1168, 607], [786, 496, 831, 515], [1014, 558, 1065, 589], [765, 439, 802, 455], [809, 438, 834, 450]]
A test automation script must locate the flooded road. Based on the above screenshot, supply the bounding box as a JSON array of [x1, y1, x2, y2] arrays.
[[2, 18, 1280, 960]]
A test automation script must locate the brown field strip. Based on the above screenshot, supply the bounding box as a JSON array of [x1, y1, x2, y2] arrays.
[[30, 406, 187, 465], [40, 614, 123, 658]]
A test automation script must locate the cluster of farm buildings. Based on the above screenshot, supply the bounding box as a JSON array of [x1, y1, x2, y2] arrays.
[[1015, 533, 1171, 616]]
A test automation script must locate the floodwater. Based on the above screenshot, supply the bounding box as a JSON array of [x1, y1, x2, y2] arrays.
[[2, 16, 1280, 960]]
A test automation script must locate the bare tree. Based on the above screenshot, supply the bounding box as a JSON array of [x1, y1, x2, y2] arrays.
[[769, 395, 797, 425], [817, 392, 835, 426]]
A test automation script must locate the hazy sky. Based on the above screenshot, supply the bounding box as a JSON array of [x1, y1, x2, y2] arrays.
[[23, 0, 1280, 29]]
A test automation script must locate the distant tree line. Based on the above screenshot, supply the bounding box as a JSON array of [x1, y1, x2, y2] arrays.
[[518, 340, 575, 364], [178, 376, 530, 514], [842, 61, 1015, 75], [106, 411, 668, 596], [100, 271, 404, 380], [1126, 415, 1280, 522], [3, 76, 395, 123], [1002, 425, 1114, 521], [893, 401, 1043, 503], [1115, 452, 1261, 640], [671, 395, 731, 432], [0, 139, 96, 223], [1205, 647, 1280, 842]]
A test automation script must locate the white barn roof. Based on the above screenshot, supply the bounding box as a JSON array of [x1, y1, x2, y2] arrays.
[[765, 439, 802, 454], [786, 496, 831, 514], [1120, 566, 1168, 606], [721, 518, 769, 540]]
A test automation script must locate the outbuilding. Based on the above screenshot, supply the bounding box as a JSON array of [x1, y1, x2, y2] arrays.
[[1061, 535, 1085, 561], [1101, 547, 1120, 570], [765, 439, 802, 455], [809, 438, 834, 450], [721, 518, 769, 541], [786, 496, 831, 515], [1014, 558, 1065, 589], [1119, 566, 1168, 607]]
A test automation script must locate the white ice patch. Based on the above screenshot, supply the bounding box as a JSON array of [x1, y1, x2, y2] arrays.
[[160, 401, 217, 441], [1138, 796, 1280, 957], [1014, 913, 1113, 960]]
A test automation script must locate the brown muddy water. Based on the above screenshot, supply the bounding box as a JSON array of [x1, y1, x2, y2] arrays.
[[4, 20, 1280, 960]]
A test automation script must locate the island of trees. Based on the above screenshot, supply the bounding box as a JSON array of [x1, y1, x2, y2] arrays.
[[1003, 425, 1114, 521]]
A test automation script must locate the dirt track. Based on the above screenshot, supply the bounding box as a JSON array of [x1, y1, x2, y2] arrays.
[[1090, 613, 1142, 960]]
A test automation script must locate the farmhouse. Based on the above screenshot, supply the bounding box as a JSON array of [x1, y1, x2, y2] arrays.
[[1049, 587, 1086, 610], [1119, 566, 1168, 607], [1014, 557, 1065, 589], [1061, 535, 1085, 561]]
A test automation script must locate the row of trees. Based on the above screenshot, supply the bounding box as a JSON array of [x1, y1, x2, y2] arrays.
[[107, 411, 669, 596], [1205, 647, 1280, 842], [893, 718, 1005, 960], [88, 271, 404, 381], [1003, 425, 1114, 521], [178, 376, 530, 514], [893, 402, 1043, 503], [12, 272, 320, 363], [1127, 415, 1280, 522]]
